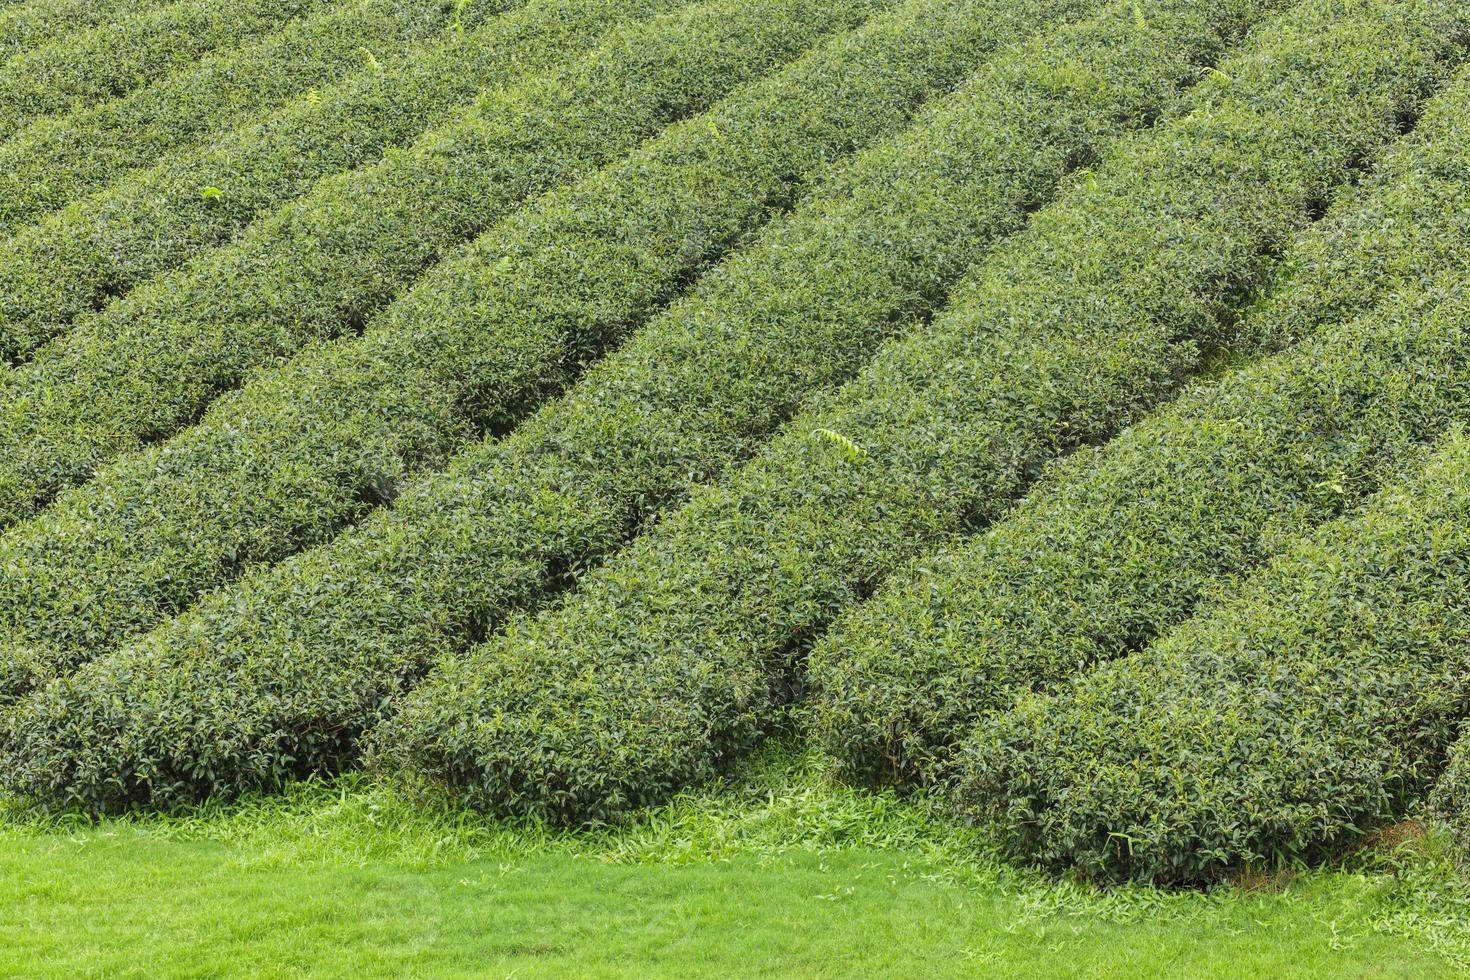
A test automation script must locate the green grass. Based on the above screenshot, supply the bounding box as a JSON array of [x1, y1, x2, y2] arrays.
[[2, 747, 1466, 977]]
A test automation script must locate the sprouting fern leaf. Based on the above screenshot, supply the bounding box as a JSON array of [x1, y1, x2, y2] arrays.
[[451, 0, 470, 35], [358, 46, 383, 74], [1131, 0, 1147, 29], [811, 428, 866, 461], [1199, 65, 1232, 83]]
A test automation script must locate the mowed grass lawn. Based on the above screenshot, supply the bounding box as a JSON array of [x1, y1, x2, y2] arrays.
[[2, 751, 1465, 978]]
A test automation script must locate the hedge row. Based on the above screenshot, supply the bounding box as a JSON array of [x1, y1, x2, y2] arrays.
[[370, 0, 1470, 826], [0, 0, 524, 247], [0, 0, 329, 142], [1429, 726, 1470, 855], [0, 0, 1249, 811], [0, 0, 871, 527], [0, 0, 165, 64], [0, 0, 639, 358], [956, 423, 1470, 884], [809, 66, 1470, 789], [0, 0, 1066, 720]]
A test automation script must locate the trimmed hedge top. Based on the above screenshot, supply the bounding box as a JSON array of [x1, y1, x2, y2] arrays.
[[371, 0, 1470, 826], [0, 0, 1231, 811], [0, 0, 527, 245], [956, 421, 1470, 884], [0, 0, 930, 709], [0, 0, 875, 529], [0, 0, 1111, 811], [0, 0, 626, 353], [0, 0, 331, 141], [808, 65, 1470, 789], [0, 0, 168, 64]]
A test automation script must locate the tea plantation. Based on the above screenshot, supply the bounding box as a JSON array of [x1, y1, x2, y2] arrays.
[[1, 0, 1468, 973]]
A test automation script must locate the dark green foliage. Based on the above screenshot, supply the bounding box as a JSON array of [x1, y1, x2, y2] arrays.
[[0, 0, 874, 528], [957, 428, 1470, 884], [0, 0, 640, 356], [809, 70, 1470, 789], [0, 0, 166, 64], [1430, 728, 1470, 855], [0, 0, 528, 245], [0, 0, 1061, 680], [370, 0, 1470, 826], [0, 0, 331, 141], [0, 0, 967, 701], [0, 0, 1253, 811]]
